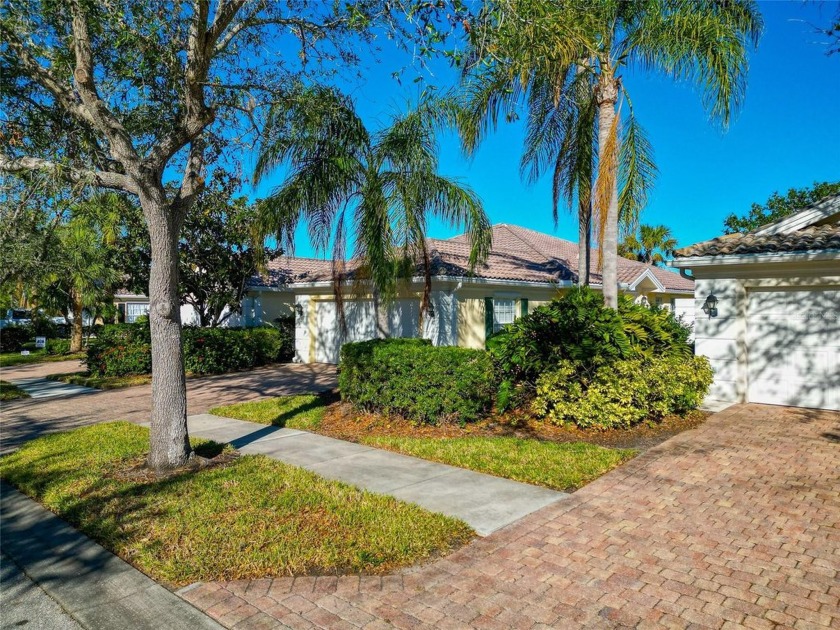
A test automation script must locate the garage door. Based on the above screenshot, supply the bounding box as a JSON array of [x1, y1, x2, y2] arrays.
[[313, 300, 377, 364], [747, 289, 840, 410]]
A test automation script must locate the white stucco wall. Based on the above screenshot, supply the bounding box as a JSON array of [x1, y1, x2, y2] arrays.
[[686, 258, 840, 408]]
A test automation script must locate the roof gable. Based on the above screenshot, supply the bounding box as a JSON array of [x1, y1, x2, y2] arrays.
[[675, 194, 840, 259]]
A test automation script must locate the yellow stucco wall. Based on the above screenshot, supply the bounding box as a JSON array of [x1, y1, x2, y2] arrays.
[[457, 298, 485, 349]]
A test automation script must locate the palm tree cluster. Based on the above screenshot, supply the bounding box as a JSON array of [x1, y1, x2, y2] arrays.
[[619, 224, 678, 266], [457, 0, 762, 306], [257, 1, 762, 312]]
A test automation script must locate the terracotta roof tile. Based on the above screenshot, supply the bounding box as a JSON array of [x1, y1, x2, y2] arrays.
[[675, 194, 840, 258], [253, 224, 693, 293], [675, 222, 840, 258]]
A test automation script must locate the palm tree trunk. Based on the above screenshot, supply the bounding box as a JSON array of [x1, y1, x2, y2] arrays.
[[577, 200, 591, 287], [69, 289, 84, 353], [596, 74, 620, 309]]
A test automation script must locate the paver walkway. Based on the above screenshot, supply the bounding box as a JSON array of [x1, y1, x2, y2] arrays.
[[0, 363, 337, 453], [183, 404, 840, 629], [1, 482, 223, 630], [188, 413, 567, 536]]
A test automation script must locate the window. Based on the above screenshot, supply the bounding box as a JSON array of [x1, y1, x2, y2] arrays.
[[493, 298, 516, 333], [126, 302, 150, 323]]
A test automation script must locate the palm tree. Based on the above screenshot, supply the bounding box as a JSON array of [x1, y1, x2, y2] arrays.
[[460, 0, 762, 307], [619, 224, 678, 266], [255, 86, 491, 323]]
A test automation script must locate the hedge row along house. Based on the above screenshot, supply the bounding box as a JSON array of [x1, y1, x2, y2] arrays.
[[115, 224, 695, 363]]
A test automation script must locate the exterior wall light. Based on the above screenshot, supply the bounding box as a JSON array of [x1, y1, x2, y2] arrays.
[[702, 294, 718, 318]]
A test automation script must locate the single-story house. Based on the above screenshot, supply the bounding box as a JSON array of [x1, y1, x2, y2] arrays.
[[671, 194, 840, 411], [248, 224, 695, 363]]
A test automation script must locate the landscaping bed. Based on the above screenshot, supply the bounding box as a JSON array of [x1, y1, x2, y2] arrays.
[[0, 423, 473, 588], [210, 395, 686, 491], [47, 372, 153, 390], [0, 380, 30, 401]]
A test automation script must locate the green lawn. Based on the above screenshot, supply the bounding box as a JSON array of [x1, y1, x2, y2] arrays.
[[0, 350, 85, 368], [0, 423, 473, 587], [362, 436, 637, 492], [48, 372, 152, 390], [210, 395, 329, 430], [0, 380, 30, 401]]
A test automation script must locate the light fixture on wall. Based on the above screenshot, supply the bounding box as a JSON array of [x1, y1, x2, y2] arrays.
[[701, 293, 718, 318]]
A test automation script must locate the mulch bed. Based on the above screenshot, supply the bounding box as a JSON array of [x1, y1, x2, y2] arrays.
[[314, 397, 710, 452]]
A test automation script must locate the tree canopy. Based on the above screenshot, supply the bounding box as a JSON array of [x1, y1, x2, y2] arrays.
[[723, 181, 840, 234]]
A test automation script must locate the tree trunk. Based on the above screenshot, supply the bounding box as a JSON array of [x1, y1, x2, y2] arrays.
[[140, 186, 192, 471], [596, 74, 620, 309], [577, 201, 591, 287], [69, 289, 84, 353]]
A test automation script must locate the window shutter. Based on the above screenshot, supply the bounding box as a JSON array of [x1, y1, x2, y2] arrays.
[[484, 297, 494, 344], [520, 299, 529, 318]]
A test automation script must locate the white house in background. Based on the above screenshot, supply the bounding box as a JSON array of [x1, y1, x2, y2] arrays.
[[671, 194, 840, 411], [247, 224, 695, 364], [116, 224, 695, 363]]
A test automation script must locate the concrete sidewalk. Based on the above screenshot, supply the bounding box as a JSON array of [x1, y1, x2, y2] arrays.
[[0, 482, 224, 630], [188, 413, 567, 536], [9, 377, 98, 399]]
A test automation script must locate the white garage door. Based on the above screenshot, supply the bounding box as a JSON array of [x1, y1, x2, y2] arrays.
[[747, 289, 840, 410]]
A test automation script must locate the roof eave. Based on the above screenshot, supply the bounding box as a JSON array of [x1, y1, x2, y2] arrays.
[[671, 249, 840, 268]]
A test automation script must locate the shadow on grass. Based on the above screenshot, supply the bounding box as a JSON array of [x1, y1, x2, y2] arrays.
[[266, 392, 337, 428]]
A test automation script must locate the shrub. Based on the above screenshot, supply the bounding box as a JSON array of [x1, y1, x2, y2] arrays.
[[45, 338, 72, 355], [86, 322, 289, 376], [339, 339, 495, 424], [488, 287, 694, 409], [0, 326, 33, 353], [532, 355, 713, 430], [269, 316, 295, 362]]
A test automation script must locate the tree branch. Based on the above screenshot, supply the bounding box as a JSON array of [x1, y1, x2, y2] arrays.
[[68, 0, 140, 165], [0, 154, 135, 192]]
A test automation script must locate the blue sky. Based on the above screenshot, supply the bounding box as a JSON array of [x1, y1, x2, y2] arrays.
[[253, 1, 840, 258]]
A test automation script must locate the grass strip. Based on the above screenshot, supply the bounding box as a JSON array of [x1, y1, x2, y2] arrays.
[[0, 351, 85, 368], [0, 380, 30, 401], [0, 422, 473, 587], [361, 436, 636, 492], [210, 395, 329, 430]]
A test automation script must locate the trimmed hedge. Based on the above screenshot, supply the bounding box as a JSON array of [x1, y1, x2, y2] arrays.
[[339, 339, 495, 425], [532, 355, 714, 430], [86, 323, 292, 377]]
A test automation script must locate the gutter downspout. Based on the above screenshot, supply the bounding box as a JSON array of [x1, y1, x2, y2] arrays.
[[679, 268, 694, 281]]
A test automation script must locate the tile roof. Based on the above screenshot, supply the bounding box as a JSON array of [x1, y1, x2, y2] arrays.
[[253, 224, 694, 293], [674, 194, 840, 258]]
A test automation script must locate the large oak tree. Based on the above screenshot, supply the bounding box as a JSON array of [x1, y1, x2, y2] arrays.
[[1, 0, 462, 470]]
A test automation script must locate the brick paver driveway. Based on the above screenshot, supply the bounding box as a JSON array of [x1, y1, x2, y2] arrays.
[[183, 404, 840, 629], [0, 363, 336, 453]]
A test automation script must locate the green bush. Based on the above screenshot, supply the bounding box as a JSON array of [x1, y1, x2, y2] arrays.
[[269, 316, 295, 362], [86, 322, 290, 376], [339, 339, 495, 424], [45, 338, 72, 356], [532, 355, 713, 430], [488, 287, 694, 410], [0, 326, 33, 353]]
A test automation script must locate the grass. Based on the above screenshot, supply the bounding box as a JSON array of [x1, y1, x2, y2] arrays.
[[0, 350, 85, 368], [211, 396, 637, 491], [0, 380, 30, 401], [48, 372, 152, 390], [210, 395, 330, 430], [0, 423, 473, 587], [361, 436, 636, 492]]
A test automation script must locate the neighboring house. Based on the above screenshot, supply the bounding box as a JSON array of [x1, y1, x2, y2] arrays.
[[247, 224, 695, 364], [671, 194, 840, 411]]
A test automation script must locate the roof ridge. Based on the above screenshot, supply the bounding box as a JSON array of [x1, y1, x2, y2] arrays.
[[495, 224, 555, 262]]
